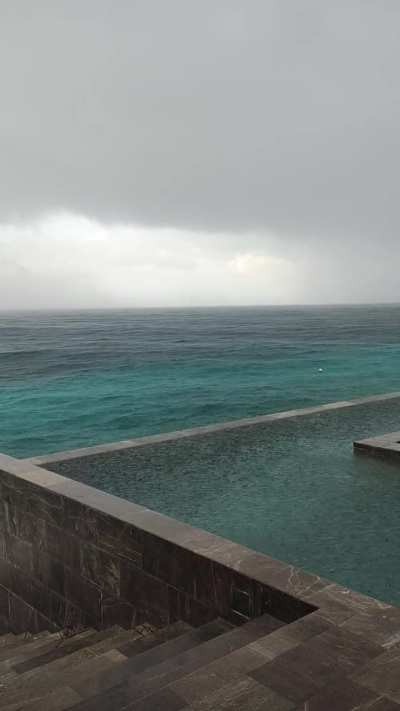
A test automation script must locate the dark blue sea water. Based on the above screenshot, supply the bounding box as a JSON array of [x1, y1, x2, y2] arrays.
[[1, 305, 400, 458]]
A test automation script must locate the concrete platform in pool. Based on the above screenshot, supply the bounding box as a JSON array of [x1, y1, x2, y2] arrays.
[[354, 430, 400, 462]]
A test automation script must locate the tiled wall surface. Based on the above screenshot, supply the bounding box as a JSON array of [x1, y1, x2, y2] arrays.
[[0, 455, 315, 634]]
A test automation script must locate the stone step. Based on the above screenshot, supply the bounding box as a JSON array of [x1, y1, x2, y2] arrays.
[[2, 620, 226, 711], [0, 616, 281, 711], [1, 685, 81, 711], [118, 619, 231, 672], [0, 631, 91, 675], [13, 627, 124, 674], [0, 626, 133, 693], [0, 632, 55, 661], [70, 615, 282, 711], [115, 620, 193, 660], [68, 619, 233, 710], [0, 647, 127, 708], [0, 623, 170, 709], [0, 626, 192, 711], [0, 634, 18, 646]]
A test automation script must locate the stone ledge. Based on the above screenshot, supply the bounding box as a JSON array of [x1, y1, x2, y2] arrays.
[[24, 391, 400, 466]]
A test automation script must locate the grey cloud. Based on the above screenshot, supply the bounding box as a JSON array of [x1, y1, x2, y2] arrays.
[[1, 0, 400, 252]]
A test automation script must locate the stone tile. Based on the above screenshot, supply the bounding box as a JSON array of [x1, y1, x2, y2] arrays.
[[33, 548, 65, 597], [41, 681, 122, 711], [353, 646, 400, 702], [250, 626, 381, 703], [240, 559, 329, 602], [43, 522, 81, 572], [14, 509, 47, 548], [120, 562, 169, 627], [126, 687, 186, 711], [67, 681, 185, 711], [249, 630, 304, 661], [292, 678, 378, 710], [177, 675, 294, 710], [172, 644, 266, 699], [289, 626, 382, 677], [341, 609, 400, 649], [248, 614, 331, 661], [170, 665, 231, 704], [4, 533, 34, 576], [63, 498, 144, 564], [312, 584, 392, 617], [7, 592, 57, 634], [205, 544, 288, 586], [0, 558, 50, 620], [6, 685, 82, 711], [50, 594, 87, 631], [19, 482, 64, 528], [167, 587, 215, 627], [1, 493, 24, 537], [63, 569, 102, 626], [80, 544, 121, 597], [250, 659, 322, 703], [0, 584, 9, 619], [360, 699, 400, 710], [14, 630, 105, 674], [304, 593, 355, 625], [102, 601, 136, 629], [142, 534, 216, 608]]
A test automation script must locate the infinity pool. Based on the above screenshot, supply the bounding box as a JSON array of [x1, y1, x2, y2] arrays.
[[46, 396, 400, 605]]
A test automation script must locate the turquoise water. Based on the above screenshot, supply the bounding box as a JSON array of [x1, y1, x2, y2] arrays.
[[49, 397, 400, 605], [1, 305, 400, 458]]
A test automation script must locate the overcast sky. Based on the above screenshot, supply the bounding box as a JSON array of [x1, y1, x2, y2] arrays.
[[1, 1, 400, 308]]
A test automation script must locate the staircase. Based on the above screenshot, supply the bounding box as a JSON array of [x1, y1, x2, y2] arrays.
[[0, 614, 284, 710]]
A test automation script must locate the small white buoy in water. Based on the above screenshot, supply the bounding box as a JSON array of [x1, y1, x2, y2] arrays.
[[318, 368, 324, 372]]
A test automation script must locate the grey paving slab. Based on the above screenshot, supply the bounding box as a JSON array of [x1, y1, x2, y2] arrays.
[[341, 608, 400, 649], [353, 645, 400, 702], [292, 678, 378, 710], [183, 676, 294, 710]]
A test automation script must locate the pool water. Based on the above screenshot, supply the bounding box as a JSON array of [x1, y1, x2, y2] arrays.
[[48, 396, 400, 605]]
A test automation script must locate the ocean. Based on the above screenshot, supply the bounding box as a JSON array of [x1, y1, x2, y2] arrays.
[[1, 304, 400, 458]]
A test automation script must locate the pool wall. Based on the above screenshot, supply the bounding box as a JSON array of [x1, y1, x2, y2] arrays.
[[0, 452, 318, 635]]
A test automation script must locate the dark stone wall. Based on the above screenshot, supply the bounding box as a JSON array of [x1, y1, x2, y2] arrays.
[[0, 463, 314, 634]]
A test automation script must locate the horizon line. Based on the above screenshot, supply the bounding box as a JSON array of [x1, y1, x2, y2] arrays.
[[1, 301, 400, 313]]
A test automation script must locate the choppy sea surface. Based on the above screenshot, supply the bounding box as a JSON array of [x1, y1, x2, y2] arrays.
[[1, 305, 400, 458]]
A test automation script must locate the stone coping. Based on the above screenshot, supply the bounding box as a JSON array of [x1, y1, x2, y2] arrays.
[[0, 451, 395, 634], [354, 431, 400, 461], [24, 391, 400, 466]]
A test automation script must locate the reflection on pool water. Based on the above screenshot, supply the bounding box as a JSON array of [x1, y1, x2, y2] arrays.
[[47, 397, 400, 605]]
